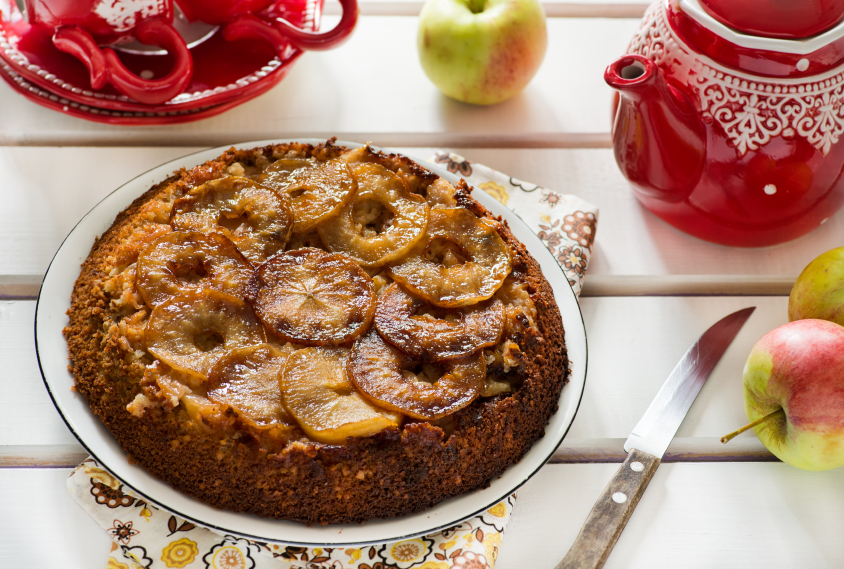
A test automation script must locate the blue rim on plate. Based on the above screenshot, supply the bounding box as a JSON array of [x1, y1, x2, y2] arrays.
[[34, 140, 587, 547]]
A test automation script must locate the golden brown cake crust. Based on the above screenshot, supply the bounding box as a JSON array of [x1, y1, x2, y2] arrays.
[[64, 141, 569, 525]]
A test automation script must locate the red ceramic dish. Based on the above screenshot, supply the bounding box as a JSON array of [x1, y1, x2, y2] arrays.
[[0, 0, 318, 113], [0, 58, 263, 125]]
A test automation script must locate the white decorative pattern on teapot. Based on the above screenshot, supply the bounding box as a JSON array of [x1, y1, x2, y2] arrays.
[[631, 2, 844, 156]]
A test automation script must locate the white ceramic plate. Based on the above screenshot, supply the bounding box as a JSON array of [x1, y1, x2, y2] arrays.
[[35, 140, 587, 547]]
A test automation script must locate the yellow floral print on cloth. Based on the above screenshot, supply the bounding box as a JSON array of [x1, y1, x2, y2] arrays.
[[107, 557, 129, 569], [68, 459, 518, 569], [68, 155, 597, 569], [162, 538, 200, 568], [431, 151, 598, 296]]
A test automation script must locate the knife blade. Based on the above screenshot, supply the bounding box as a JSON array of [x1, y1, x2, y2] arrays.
[[557, 306, 756, 569]]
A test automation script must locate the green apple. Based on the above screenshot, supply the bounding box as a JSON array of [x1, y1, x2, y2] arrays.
[[788, 246, 844, 326], [742, 318, 844, 471], [417, 0, 547, 105]]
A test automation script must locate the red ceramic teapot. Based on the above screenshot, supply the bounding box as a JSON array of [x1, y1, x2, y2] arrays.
[[606, 0, 844, 246]]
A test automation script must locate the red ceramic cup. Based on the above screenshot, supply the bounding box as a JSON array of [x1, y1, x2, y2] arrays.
[[176, 0, 358, 54], [26, 0, 193, 104], [176, 0, 276, 26]]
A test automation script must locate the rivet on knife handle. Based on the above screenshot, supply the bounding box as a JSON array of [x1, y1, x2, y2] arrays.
[[556, 449, 660, 569]]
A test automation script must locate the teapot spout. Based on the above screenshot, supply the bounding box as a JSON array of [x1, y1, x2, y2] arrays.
[[605, 55, 706, 203]]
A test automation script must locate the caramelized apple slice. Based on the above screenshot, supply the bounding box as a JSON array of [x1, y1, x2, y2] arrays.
[[284, 230, 325, 252], [426, 177, 457, 207], [494, 275, 538, 340], [375, 283, 504, 361], [388, 208, 512, 307], [259, 158, 357, 234], [146, 289, 265, 382], [140, 360, 194, 410], [246, 248, 375, 345], [170, 176, 292, 264], [348, 330, 486, 420], [181, 393, 235, 432], [282, 346, 401, 444], [206, 344, 294, 428], [319, 163, 429, 266], [136, 231, 253, 307]]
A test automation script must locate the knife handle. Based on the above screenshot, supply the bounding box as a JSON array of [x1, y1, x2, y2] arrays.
[[556, 449, 661, 569]]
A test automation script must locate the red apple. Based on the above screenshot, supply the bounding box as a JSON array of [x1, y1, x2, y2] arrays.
[[743, 318, 844, 470], [788, 246, 844, 327], [416, 0, 547, 105]]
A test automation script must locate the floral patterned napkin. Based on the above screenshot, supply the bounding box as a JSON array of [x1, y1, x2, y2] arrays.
[[429, 152, 598, 296], [67, 152, 599, 569]]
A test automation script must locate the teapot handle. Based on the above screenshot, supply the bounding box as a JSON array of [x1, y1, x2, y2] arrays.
[[223, 0, 359, 52], [53, 18, 193, 105]]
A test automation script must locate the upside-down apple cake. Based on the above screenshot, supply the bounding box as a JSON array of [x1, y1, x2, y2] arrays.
[[64, 140, 568, 524]]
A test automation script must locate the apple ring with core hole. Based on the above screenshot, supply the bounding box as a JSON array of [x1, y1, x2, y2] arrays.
[[387, 207, 512, 307], [259, 158, 357, 234], [375, 283, 504, 361], [284, 230, 325, 252], [246, 248, 375, 346], [206, 344, 296, 429], [348, 329, 486, 420], [170, 176, 293, 265], [281, 346, 402, 444], [318, 163, 429, 267], [146, 289, 265, 383], [135, 231, 254, 308]]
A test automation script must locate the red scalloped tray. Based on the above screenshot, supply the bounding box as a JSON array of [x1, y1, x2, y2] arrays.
[[0, 0, 320, 119]]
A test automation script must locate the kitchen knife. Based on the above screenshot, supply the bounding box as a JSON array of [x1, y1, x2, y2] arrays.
[[557, 306, 756, 569]]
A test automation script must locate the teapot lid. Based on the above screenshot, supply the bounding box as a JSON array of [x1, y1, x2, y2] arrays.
[[679, 0, 844, 56], [699, 0, 844, 39]]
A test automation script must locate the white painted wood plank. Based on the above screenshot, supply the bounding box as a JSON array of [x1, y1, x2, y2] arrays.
[[0, 17, 638, 146], [499, 462, 844, 569], [0, 469, 111, 569], [0, 301, 79, 445], [569, 296, 786, 443], [0, 296, 789, 447], [3, 147, 844, 280], [3, 463, 844, 568]]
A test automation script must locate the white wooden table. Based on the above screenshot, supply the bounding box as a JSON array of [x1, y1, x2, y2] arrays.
[[4, 2, 844, 567]]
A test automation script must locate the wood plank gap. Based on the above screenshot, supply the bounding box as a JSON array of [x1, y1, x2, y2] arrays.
[[0, 445, 89, 468], [1, 438, 777, 468], [0, 132, 613, 150], [580, 275, 795, 297], [323, 2, 649, 17], [0, 275, 41, 300], [550, 437, 778, 464], [2, 274, 797, 300]]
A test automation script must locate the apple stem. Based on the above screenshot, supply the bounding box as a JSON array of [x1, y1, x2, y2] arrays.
[[467, 0, 485, 13], [721, 408, 786, 444]]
